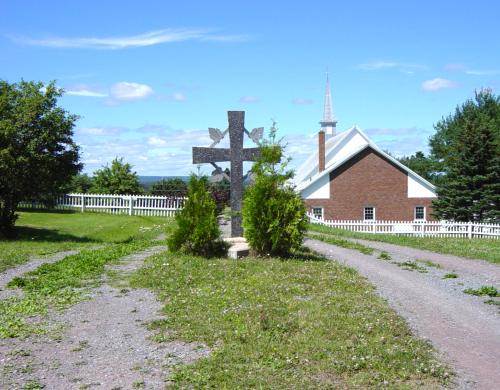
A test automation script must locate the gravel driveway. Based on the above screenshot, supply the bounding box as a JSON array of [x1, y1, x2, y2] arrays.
[[305, 237, 500, 390], [0, 245, 210, 389]]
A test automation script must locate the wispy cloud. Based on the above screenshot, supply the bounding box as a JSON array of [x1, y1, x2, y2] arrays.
[[66, 85, 108, 98], [10, 28, 249, 50], [444, 63, 500, 76], [239, 96, 260, 103], [357, 60, 427, 73], [364, 127, 432, 156], [292, 98, 314, 105], [421, 78, 458, 91]]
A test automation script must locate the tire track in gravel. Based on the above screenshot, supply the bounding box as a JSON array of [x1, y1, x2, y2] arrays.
[[305, 237, 500, 390], [0, 245, 210, 390]]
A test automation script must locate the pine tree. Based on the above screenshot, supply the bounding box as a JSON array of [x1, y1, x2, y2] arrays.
[[432, 90, 500, 222]]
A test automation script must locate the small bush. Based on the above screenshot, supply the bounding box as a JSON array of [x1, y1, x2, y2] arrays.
[[242, 123, 307, 257], [442, 273, 458, 279], [167, 175, 228, 257]]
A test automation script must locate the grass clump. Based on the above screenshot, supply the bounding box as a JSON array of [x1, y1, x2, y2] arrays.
[[397, 261, 428, 273], [378, 251, 391, 260], [420, 260, 441, 269], [131, 251, 450, 388], [167, 175, 227, 258], [308, 233, 374, 255], [463, 285, 499, 297], [442, 273, 458, 279], [308, 223, 500, 264]]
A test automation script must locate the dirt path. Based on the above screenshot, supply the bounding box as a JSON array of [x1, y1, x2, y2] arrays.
[[0, 245, 210, 389], [349, 237, 500, 285], [305, 237, 500, 390]]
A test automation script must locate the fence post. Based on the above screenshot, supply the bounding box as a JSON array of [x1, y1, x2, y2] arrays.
[[128, 196, 134, 216], [81, 195, 86, 213], [467, 222, 472, 239]]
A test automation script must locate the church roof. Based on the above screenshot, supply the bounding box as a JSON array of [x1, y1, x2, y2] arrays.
[[295, 126, 436, 195]]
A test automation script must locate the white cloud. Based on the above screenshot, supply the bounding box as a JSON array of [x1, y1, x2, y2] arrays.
[[421, 78, 458, 91], [79, 127, 123, 136], [66, 85, 107, 98], [292, 98, 314, 105], [239, 96, 260, 103], [357, 61, 427, 72], [109, 82, 153, 101], [147, 136, 168, 147], [10, 28, 249, 50]]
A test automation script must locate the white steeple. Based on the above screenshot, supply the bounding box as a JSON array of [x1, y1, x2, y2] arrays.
[[319, 71, 337, 137]]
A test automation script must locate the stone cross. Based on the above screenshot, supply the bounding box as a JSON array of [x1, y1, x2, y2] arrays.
[[192, 111, 262, 237]]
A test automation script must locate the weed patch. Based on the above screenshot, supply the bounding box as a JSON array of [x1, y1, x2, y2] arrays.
[[463, 286, 499, 297], [378, 251, 391, 260], [397, 261, 428, 273], [443, 273, 458, 279]]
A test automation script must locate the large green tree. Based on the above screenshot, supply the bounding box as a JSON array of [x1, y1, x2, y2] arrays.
[[91, 157, 143, 194], [0, 80, 81, 237], [431, 90, 500, 222]]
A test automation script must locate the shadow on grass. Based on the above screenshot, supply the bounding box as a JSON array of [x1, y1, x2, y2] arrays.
[[2, 226, 98, 244], [284, 246, 328, 262], [17, 208, 79, 215]]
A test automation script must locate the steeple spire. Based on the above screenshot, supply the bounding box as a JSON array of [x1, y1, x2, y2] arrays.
[[319, 70, 337, 137]]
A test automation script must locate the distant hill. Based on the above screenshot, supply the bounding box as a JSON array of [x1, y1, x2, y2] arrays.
[[138, 176, 189, 189]]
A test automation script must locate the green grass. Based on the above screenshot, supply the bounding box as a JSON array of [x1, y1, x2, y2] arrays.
[[307, 232, 374, 255], [0, 210, 169, 272], [463, 286, 499, 297], [0, 241, 153, 339], [131, 250, 450, 388], [442, 273, 458, 279], [309, 224, 500, 264]]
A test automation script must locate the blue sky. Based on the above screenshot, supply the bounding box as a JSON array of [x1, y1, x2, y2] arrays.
[[1, 0, 499, 175]]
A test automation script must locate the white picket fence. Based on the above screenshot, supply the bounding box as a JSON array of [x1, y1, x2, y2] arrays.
[[21, 193, 185, 217], [307, 213, 500, 239]]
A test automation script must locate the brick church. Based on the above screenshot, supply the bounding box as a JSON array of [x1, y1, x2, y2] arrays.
[[295, 75, 437, 221]]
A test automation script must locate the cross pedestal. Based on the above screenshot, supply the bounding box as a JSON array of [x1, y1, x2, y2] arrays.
[[192, 111, 261, 237]]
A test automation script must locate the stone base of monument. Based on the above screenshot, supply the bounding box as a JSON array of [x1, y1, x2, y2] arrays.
[[224, 237, 250, 259]]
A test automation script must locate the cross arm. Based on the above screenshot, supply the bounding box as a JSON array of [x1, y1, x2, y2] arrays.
[[192, 147, 231, 163], [242, 148, 261, 161]]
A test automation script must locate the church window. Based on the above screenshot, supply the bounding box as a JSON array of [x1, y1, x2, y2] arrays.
[[364, 206, 375, 221], [415, 206, 425, 220], [312, 207, 324, 219]]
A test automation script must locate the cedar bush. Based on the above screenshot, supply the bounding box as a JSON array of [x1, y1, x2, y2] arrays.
[[242, 123, 307, 256], [167, 174, 228, 257]]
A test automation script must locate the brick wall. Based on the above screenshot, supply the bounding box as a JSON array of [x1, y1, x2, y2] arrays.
[[304, 148, 436, 220]]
